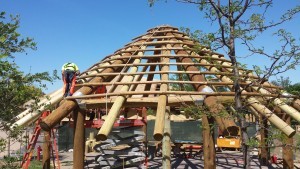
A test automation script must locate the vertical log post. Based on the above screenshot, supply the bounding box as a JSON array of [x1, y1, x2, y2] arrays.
[[153, 45, 170, 141], [42, 131, 51, 169], [202, 113, 216, 169], [177, 35, 221, 167], [259, 115, 269, 166], [162, 106, 171, 169], [173, 33, 230, 168], [85, 132, 95, 154], [7, 131, 10, 157], [141, 107, 148, 167], [282, 114, 294, 169], [73, 108, 86, 169]]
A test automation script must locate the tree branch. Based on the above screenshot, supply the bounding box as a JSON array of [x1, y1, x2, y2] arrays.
[[233, 0, 250, 23], [208, 0, 230, 49]]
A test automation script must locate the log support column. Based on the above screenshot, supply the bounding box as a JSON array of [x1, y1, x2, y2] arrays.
[[73, 108, 86, 169], [202, 111, 216, 169], [42, 130, 51, 169], [154, 45, 170, 141], [259, 115, 269, 166], [282, 115, 294, 169], [162, 107, 171, 169]]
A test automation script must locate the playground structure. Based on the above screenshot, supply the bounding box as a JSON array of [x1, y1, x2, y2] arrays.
[[11, 25, 300, 168]]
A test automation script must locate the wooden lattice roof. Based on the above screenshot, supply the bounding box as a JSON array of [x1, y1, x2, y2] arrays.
[[43, 25, 300, 141], [70, 25, 295, 102]]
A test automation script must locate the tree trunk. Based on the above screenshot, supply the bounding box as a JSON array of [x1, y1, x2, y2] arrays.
[[7, 131, 10, 157], [228, 13, 250, 167], [202, 114, 216, 169], [259, 115, 269, 166]]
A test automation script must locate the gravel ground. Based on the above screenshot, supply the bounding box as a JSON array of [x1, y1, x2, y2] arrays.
[[57, 150, 300, 169]]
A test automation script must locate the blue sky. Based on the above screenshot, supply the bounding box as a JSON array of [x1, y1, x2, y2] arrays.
[[1, 0, 300, 93]]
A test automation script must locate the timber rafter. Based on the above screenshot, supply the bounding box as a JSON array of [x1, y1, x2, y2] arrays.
[[41, 25, 299, 141], [23, 25, 300, 169]]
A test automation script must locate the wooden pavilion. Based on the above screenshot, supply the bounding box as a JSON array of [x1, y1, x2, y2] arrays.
[[37, 25, 300, 168]]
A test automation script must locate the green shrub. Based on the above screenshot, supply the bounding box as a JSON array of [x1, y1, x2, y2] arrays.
[[28, 160, 43, 169]]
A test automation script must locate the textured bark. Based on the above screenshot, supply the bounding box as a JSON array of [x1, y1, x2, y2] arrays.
[[73, 108, 86, 169], [204, 96, 239, 136], [154, 42, 170, 141], [282, 115, 294, 169], [7, 132, 10, 157], [162, 107, 171, 169], [259, 115, 269, 166], [202, 114, 216, 169], [42, 131, 51, 169], [273, 107, 294, 168]]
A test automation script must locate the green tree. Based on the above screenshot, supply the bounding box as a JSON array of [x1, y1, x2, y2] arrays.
[[0, 11, 58, 157], [0, 61, 53, 129], [0, 12, 36, 59], [271, 76, 292, 89], [149, 1, 300, 168], [286, 83, 300, 95], [169, 73, 195, 91], [271, 77, 300, 95]]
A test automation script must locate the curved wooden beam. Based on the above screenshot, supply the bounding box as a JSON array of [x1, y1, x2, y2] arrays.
[[195, 54, 296, 137], [97, 46, 145, 141], [247, 97, 295, 137], [40, 50, 132, 131]]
